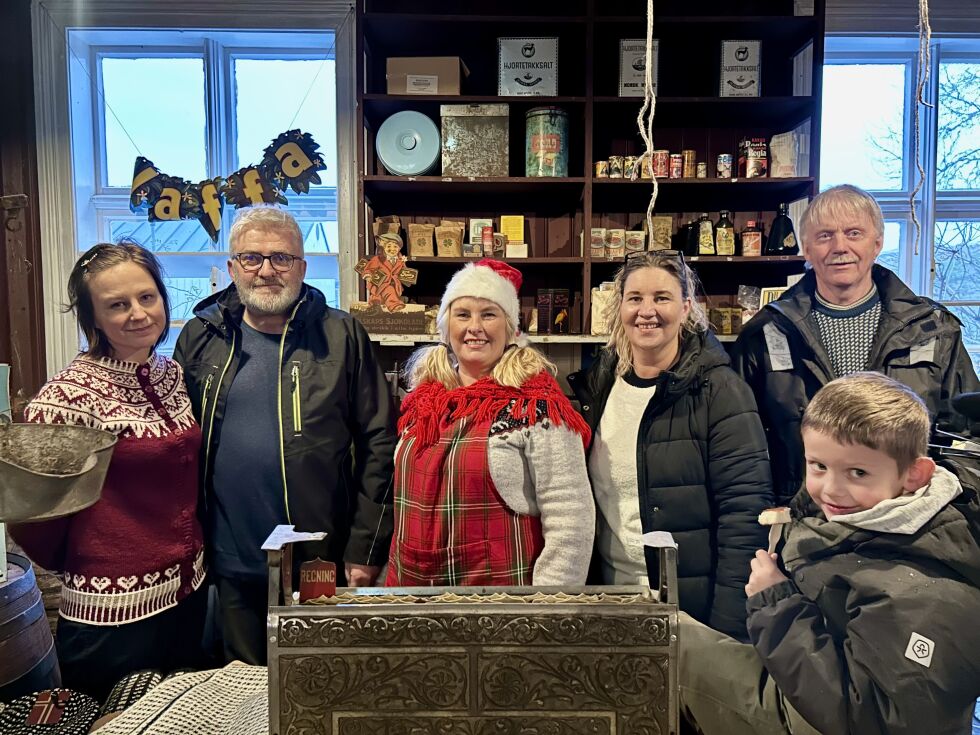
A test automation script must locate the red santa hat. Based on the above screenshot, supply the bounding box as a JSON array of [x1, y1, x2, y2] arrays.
[[437, 258, 523, 335]]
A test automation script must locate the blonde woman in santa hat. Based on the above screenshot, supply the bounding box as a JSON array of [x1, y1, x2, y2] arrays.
[[385, 258, 595, 587]]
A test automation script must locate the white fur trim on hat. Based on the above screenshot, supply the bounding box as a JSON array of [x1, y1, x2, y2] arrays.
[[437, 262, 521, 334]]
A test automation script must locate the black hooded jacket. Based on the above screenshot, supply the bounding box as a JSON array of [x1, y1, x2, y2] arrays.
[[568, 330, 773, 639], [731, 265, 980, 504], [174, 284, 396, 578]]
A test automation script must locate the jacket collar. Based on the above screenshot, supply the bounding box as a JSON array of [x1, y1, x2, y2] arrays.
[[192, 282, 326, 333]]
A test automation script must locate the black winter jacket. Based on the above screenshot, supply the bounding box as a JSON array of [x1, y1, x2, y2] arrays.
[[174, 284, 396, 578], [568, 330, 773, 640], [731, 265, 980, 504], [749, 466, 980, 735]]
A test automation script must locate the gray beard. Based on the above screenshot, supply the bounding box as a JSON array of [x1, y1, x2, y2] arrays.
[[234, 275, 302, 316]]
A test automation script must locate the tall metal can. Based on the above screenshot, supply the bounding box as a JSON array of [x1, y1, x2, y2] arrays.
[[681, 149, 697, 178], [526, 107, 568, 177], [669, 154, 684, 179], [717, 153, 733, 178], [652, 149, 670, 178]]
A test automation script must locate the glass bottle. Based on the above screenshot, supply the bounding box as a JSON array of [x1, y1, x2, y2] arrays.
[[715, 210, 736, 256], [697, 213, 715, 255], [741, 220, 763, 257], [766, 203, 799, 255]]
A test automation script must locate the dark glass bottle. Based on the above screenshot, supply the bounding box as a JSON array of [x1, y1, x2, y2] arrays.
[[741, 220, 763, 257], [683, 220, 700, 257], [766, 203, 799, 255]]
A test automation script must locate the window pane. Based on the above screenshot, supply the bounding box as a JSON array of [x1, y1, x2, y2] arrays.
[[937, 63, 980, 191], [820, 64, 906, 191], [101, 57, 206, 187], [933, 220, 980, 301], [945, 306, 980, 371], [109, 218, 219, 253], [877, 221, 904, 272], [234, 55, 338, 188]]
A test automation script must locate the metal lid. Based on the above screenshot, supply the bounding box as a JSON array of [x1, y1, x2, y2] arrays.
[[375, 111, 440, 176], [526, 106, 566, 117]]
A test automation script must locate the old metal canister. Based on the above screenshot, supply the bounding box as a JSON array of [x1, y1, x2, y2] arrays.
[[696, 161, 708, 178], [669, 154, 683, 179], [525, 107, 568, 177], [652, 149, 669, 178], [681, 149, 696, 178], [640, 153, 653, 179], [717, 153, 733, 178], [594, 160, 609, 178], [623, 155, 638, 180], [608, 155, 624, 178]]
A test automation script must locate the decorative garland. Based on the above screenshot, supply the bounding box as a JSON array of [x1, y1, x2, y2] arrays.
[[128, 129, 326, 242]]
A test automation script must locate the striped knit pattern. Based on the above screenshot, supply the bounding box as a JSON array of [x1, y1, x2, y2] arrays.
[[811, 287, 882, 378]]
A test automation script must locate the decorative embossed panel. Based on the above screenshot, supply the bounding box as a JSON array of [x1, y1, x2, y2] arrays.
[[337, 715, 611, 735]]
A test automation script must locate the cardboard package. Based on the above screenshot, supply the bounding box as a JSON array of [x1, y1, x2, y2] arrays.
[[386, 57, 469, 95]]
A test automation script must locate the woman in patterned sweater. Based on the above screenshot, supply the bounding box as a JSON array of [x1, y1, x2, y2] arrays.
[[386, 259, 595, 587], [10, 242, 206, 701]]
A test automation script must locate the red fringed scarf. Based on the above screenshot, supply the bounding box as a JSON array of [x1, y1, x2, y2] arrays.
[[400, 371, 591, 452]]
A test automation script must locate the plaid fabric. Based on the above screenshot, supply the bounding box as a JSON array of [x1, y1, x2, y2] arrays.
[[386, 410, 544, 587]]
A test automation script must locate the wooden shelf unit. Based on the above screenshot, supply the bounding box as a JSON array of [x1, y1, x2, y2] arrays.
[[354, 0, 825, 341]]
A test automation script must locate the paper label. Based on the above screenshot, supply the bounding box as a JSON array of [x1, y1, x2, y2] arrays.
[[498, 37, 558, 96], [720, 40, 761, 97], [405, 74, 438, 94], [619, 39, 658, 97], [764, 322, 794, 371], [262, 524, 327, 551]]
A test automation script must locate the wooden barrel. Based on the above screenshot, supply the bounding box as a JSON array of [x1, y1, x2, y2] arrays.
[[0, 553, 61, 702]]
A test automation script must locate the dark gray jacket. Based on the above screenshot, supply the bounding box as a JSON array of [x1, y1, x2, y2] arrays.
[[568, 330, 773, 640], [748, 465, 980, 735], [174, 284, 396, 577], [731, 265, 980, 504]]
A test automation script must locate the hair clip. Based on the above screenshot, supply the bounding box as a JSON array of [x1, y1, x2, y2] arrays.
[[79, 253, 99, 270]]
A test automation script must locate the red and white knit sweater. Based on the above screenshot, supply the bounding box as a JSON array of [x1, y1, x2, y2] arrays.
[[10, 354, 206, 625]]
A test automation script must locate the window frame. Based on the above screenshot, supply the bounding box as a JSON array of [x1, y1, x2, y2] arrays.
[[33, 1, 357, 375]]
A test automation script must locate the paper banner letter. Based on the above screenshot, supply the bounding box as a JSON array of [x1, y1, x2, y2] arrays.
[[221, 166, 286, 208], [261, 130, 327, 195], [130, 156, 162, 212], [196, 177, 224, 242], [150, 187, 182, 221]]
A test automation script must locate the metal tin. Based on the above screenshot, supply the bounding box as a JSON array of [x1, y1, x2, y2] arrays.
[[441, 104, 509, 177], [623, 155, 638, 180], [377, 111, 441, 176], [717, 153, 733, 179], [640, 153, 654, 179], [525, 106, 568, 177], [669, 154, 683, 179], [681, 149, 696, 178], [608, 155, 624, 178], [696, 162, 708, 178], [594, 160, 609, 178], [652, 150, 669, 178]]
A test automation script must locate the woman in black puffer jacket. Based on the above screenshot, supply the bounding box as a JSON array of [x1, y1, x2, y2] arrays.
[[568, 251, 772, 640]]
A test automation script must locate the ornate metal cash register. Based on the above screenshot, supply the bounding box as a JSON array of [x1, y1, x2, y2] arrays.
[[266, 533, 679, 735]]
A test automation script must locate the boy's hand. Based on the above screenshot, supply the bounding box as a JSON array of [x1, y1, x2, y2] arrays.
[[745, 550, 789, 597]]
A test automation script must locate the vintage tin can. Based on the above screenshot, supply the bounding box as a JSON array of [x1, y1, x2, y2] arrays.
[[608, 155, 624, 179], [681, 149, 696, 178], [640, 153, 654, 179], [652, 149, 669, 178], [669, 154, 683, 179], [525, 107, 568, 177], [594, 160, 609, 178], [623, 155, 638, 180], [696, 161, 708, 178], [717, 153, 733, 178]]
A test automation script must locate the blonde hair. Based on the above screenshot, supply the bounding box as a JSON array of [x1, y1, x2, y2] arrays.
[[604, 253, 709, 377], [802, 372, 930, 472], [404, 304, 555, 390], [800, 184, 884, 243], [229, 206, 303, 253]]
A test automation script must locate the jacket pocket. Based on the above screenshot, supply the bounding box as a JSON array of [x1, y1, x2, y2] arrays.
[[290, 361, 303, 436], [393, 540, 492, 586]]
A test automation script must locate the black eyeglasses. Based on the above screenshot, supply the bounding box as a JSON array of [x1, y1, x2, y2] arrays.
[[624, 249, 685, 266], [234, 252, 304, 273]]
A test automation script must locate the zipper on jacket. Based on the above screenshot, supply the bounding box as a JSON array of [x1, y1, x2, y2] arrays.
[[200, 373, 214, 424], [203, 331, 237, 488], [277, 297, 306, 526], [290, 361, 303, 436]]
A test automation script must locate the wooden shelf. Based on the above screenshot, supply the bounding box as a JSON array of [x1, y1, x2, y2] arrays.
[[408, 257, 584, 265], [591, 177, 815, 212], [369, 333, 607, 346], [592, 96, 816, 127], [591, 255, 805, 265], [363, 176, 587, 203]]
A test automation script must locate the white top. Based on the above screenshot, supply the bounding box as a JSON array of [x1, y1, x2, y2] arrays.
[[588, 375, 658, 585]]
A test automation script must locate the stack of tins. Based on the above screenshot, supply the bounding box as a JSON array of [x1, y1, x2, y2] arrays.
[[0, 554, 60, 702]]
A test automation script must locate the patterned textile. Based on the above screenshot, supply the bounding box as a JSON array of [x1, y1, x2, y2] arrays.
[[90, 663, 267, 735], [9, 354, 206, 625], [0, 689, 99, 735], [99, 670, 163, 717], [811, 287, 882, 378]]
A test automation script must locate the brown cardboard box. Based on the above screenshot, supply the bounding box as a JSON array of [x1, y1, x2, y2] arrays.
[[386, 57, 470, 95]]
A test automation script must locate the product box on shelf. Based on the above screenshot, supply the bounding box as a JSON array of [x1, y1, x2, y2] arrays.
[[498, 38, 558, 96], [387, 57, 469, 95], [441, 104, 509, 177]]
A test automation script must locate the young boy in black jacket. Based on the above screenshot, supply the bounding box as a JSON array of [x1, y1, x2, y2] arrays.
[[679, 371, 980, 735]]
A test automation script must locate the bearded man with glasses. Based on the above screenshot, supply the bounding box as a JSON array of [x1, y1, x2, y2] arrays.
[[175, 206, 396, 665]]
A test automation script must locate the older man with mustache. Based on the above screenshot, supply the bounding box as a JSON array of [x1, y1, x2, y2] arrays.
[[731, 184, 979, 504], [174, 206, 396, 664]]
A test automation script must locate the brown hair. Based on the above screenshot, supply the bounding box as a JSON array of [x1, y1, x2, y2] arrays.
[[604, 252, 709, 377], [802, 372, 930, 472], [67, 241, 171, 358]]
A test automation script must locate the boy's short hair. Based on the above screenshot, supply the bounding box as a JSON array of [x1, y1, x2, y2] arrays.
[[802, 372, 930, 472]]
